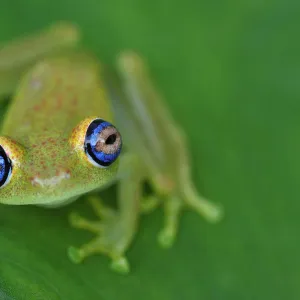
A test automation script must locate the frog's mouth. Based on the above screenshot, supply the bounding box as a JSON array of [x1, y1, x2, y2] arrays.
[[37, 195, 80, 208]]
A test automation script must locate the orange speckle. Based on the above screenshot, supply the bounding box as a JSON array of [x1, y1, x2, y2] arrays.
[[56, 77, 63, 84], [56, 96, 63, 109]]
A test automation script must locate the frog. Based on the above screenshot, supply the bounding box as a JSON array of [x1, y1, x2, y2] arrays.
[[0, 22, 223, 274]]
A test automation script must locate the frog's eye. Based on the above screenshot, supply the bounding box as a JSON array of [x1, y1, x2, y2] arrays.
[[0, 145, 13, 188], [84, 119, 122, 168]]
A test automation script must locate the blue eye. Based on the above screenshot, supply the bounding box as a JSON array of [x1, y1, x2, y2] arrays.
[[84, 119, 122, 168], [0, 145, 12, 188]]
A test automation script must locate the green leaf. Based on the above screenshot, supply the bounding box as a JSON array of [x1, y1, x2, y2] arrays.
[[0, 1, 298, 299]]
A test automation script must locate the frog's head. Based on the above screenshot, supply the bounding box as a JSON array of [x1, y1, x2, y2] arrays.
[[0, 117, 122, 206]]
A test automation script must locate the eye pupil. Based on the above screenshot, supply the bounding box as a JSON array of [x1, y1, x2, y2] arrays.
[[106, 134, 116, 145]]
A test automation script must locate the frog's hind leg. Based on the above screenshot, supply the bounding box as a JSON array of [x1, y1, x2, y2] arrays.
[[68, 154, 143, 274], [116, 51, 223, 249], [158, 186, 223, 248], [156, 127, 223, 248]]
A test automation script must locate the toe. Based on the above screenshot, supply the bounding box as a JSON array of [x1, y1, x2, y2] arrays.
[[110, 256, 130, 274]]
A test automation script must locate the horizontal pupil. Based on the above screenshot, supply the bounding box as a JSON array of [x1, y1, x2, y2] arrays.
[[105, 134, 116, 145]]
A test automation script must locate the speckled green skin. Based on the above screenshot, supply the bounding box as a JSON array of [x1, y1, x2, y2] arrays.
[[0, 54, 118, 206]]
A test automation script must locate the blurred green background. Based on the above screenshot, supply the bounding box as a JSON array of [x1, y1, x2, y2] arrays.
[[0, 0, 298, 299]]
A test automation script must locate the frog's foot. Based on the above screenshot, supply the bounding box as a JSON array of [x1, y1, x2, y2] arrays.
[[158, 185, 223, 248], [68, 197, 131, 274], [140, 195, 161, 214]]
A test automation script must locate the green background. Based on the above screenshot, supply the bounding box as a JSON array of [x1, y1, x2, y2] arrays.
[[0, 0, 298, 299]]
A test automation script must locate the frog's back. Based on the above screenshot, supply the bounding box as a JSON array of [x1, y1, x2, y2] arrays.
[[1, 53, 113, 142]]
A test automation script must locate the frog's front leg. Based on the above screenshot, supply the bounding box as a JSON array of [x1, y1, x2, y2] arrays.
[[68, 154, 143, 274]]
